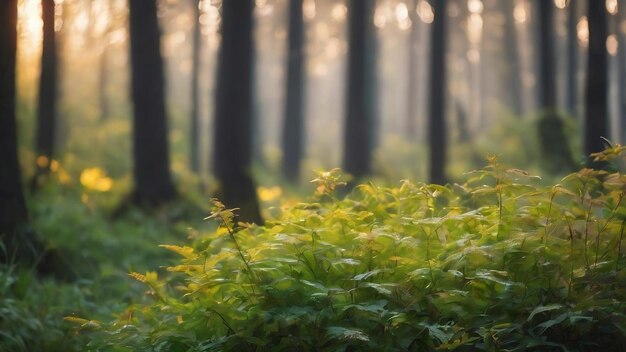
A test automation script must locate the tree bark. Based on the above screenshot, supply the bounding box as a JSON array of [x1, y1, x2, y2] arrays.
[[536, 0, 576, 173], [619, 0, 626, 144], [213, 0, 262, 224], [128, 0, 176, 204], [406, 0, 420, 140], [502, 0, 523, 116], [343, 0, 378, 180], [0, 0, 32, 260], [584, 0, 608, 166], [32, 0, 58, 189], [281, 0, 305, 183], [190, 0, 201, 173], [428, 0, 447, 185], [566, 0, 579, 117]]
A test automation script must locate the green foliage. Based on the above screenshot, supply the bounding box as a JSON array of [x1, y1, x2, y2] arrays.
[[71, 153, 626, 351]]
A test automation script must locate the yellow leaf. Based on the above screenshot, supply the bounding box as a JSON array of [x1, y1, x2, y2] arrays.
[[80, 167, 113, 192], [63, 316, 89, 325], [128, 272, 146, 282], [166, 265, 203, 273], [159, 245, 198, 259]]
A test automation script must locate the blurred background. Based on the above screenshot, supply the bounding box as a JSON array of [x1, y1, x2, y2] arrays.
[[12, 0, 622, 192], [3, 0, 623, 228]]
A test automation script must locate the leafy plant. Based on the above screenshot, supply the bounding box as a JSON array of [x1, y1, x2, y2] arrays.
[[70, 152, 626, 351]]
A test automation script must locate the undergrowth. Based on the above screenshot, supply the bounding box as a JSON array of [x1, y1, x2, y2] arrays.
[[68, 146, 626, 351]]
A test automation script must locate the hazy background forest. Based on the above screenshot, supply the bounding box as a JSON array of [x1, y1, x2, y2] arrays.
[[1, 0, 626, 350], [12, 0, 624, 192]]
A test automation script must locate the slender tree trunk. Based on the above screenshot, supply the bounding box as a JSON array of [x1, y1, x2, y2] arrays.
[[128, 0, 175, 204], [0, 0, 33, 260], [619, 0, 626, 144], [98, 1, 114, 121], [538, 0, 556, 109], [536, 0, 576, 173], [282, 0, 305, 183], [98, 45, 110, 121], [213, 0, 262, 224], [190, 0, 201, 173], [566, 0, 579, 117], [502, 0, 523, 115], [428, 0, 447, 185], [584, 0, 608, 166], [32, 0, 58, 189], [406, 0, 420, 140], [343, 0, 378, 180]]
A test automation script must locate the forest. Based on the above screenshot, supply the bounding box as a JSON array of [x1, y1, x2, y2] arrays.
[[1, 0, 626, 350]]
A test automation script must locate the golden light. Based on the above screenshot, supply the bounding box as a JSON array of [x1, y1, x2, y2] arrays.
[[417, 0, 434, 24], [467, 0, 483, 14], [577, 16, 589, 47], [607, 34, 618, 56], [395, 2, 409, 21], [398, 18, 412, 31], [607, 0, 618, 15], [395, 2, 411, 30], [18, 0, 43, 54], [331, 3, 347, 21], [467, 13, 483, 44], [554, 0, 567, 10], [374, 7, 387, 28], [514, 2, 528, 24], [80, 167, 113, 192], [303, 0, 316, 20]]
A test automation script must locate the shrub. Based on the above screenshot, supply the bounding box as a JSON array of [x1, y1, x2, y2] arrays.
[[71, 150, 626, 351]]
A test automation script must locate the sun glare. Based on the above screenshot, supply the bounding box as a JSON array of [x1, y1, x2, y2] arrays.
[[18, 0, 43, 54]]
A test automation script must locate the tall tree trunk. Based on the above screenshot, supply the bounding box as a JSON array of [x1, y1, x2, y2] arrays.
[[538, 0, 556, 109], [428, 0, 447, 185], [619, 0, 626, 144], [536, 0, 576, 173], [32, 0, 58, 189], [566, 0, 579, 117], [406, 0, 420, 140], [98, 45, 110, 121], [584, 0, 608, 166], [213, 0, 262, 224], [190, 0, 201, 173], [0, 0, 34, 261], [282, 0, 305, 183], [343, 0, 378, 180], [502, 0, 523, 116], [98, 1, 114, 121], [128, 0, 175, 204]]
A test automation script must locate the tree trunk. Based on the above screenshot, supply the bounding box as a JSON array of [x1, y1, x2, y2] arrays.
[[98, 44, 110, 121], [536, 0, 576, 173], [406, 0, 420, 140], [502, 0, 523, 116], [566, 0, 579, 117], [584, 0, 608, 166], [98, 1, 114, 121], [190, 0, 201, 173], [538, 0, 556, 109], [619, 0, 626, 144], [0, 0, 33, 261], [428, 0, 447, 185], [213, 0, 262, 224], [128, 0, 175, 204], [281, 0, 305, 183], [32, 0, 58, 189], [343, 0, 378, 180]]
